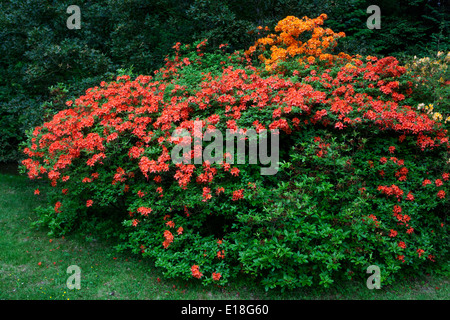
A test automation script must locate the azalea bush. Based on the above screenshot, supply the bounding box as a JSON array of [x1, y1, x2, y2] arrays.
[[21, 15, 449, 290]]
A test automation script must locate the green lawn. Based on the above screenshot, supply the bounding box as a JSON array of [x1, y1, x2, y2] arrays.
[[0, 172, 448, 300]]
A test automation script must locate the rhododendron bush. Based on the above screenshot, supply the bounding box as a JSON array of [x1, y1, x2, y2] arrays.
[[22, 15, 449, 290]]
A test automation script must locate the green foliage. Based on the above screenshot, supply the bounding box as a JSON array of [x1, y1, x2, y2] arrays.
[[233, 130, 449, 290], [0, 95, 44, 162]]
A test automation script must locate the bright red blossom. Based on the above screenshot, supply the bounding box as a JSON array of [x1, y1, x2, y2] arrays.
[[212, 272, 221, 281], [389, 229, 398, 237], [191, 265, 203, 279], [398, 241, 407, 249], [416, 248, 425, 258], [54, 201, 62, 213], [137, 206, 153, 216], [232, 189, 244, 201]]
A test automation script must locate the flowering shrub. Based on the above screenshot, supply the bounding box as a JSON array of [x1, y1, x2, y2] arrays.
[[405, 52, 450, 124], [245, 14, 350, 72], [22, 16, 449, 290]]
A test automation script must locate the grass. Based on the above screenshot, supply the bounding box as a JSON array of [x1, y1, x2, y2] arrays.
[[0, 171, 449, 300]]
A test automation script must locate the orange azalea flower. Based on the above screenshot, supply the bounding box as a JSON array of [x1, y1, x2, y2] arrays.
[[232, 189, 244, 201], [166, 220, 175, 228], [216, 187, 225, 195], [162, 230, 174, 249], [137, 190, 145, 198], [212, 272, 221, 281], [398, 241, 407, 249], [54, 201, 62, 213], [202, 187, 212, 202], [230, 167, 240, 177], [137, 207, 152, 217], [191, 265, 203, 279], [217, 250, 225, 259], [246, 15, 347, 72], [406, 192, 414, 201], [416, 248, 425, 258]]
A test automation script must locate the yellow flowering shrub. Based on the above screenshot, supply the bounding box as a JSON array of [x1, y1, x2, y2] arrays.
[[417, 103, 449, 124], [406, 52, 449, 126], [245, 14, 350, 72], [406, 52, 449, 80]]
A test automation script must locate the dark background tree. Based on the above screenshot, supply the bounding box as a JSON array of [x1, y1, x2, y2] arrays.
[[0, 0, 448, 162]]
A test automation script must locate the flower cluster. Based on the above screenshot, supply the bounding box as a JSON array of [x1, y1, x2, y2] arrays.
[[245, 14, 349, 71]]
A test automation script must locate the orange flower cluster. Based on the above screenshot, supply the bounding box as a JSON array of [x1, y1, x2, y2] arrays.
[[245, 14, 349, 72], [191, 265, 203, 279]]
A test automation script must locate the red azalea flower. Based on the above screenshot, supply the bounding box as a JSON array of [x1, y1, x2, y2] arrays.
[[406, 192, 414, 201], [212, 272, 221, 281], [191, 265, 203, 279], [232, 189, 244, 201], [166, 220, 175, 228]]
